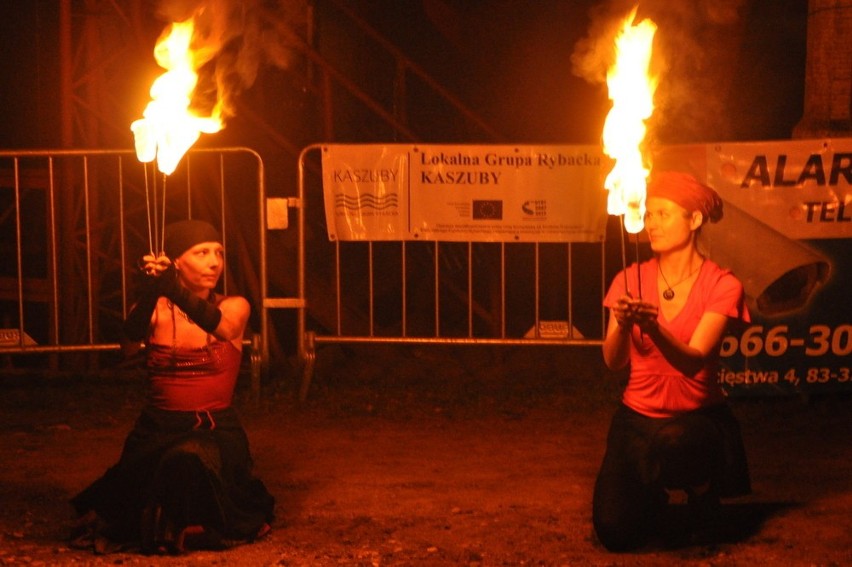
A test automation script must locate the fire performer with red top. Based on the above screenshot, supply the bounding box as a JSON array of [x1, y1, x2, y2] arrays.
[[71, 220, 274, 555], [593, 171, 751, 551]]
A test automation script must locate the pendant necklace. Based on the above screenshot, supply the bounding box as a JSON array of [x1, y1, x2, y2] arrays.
[[659, 261, 703, 301]]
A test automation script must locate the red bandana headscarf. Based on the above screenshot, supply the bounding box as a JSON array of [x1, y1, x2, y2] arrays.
[[647, 171, 724, 224]]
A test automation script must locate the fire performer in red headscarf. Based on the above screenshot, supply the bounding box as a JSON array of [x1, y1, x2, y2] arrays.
[[593, 172, 751, 551], [70, 220, 274, 555]]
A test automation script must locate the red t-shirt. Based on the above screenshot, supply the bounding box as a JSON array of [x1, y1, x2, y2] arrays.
[[604, 258, 750, 418]]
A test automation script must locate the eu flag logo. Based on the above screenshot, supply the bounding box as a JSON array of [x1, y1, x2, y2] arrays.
[[472, 200, 503, 220]]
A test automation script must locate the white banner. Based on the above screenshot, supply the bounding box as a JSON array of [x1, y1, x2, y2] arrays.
[[321, 144, 609, 242]]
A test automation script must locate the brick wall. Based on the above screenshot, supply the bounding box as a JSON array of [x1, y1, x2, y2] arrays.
[[795, 0, 852, 137]]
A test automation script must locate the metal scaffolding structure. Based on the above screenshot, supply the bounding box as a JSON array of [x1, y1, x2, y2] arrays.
[[10, 0, 505, 374]]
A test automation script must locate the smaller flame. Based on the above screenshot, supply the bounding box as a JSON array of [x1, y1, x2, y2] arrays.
[[131, 19, 223, 176], [602, 8, 658, 234]]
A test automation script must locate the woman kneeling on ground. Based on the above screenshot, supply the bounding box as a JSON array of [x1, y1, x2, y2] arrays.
[[71, 219, 274, 555], [593, 172, 751, 551]]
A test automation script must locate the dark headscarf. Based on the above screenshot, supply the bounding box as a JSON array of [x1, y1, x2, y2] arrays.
[[647, 171, 724, 223], [163, 220, 221, 259]]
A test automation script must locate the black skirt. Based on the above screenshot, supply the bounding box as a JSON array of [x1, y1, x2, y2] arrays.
[[71, 405, 274, 546]]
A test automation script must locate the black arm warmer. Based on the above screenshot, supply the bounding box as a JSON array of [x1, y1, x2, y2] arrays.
[[122, 289, 159, 342], [123, 265, 178, 342], [164, 281, 223, 334]]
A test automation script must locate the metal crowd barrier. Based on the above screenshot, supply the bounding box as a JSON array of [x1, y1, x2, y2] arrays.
[[1, 145, 610, 402], [269, 145, 609, 401], [0, 147, 267, 399]]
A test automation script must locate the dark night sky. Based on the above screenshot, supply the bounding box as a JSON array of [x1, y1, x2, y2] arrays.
[[0, 0, 808, 150]]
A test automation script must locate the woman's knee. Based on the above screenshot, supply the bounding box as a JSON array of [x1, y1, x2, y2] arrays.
[[593, 473, 655, 551]]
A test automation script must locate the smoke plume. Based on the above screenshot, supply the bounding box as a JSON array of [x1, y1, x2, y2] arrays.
[[571, 0, 748, 144], [155, 0, 305, 124]]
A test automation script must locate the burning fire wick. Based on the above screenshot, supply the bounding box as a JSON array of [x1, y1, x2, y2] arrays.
[[601, 7, 657, 301], [131, 16, 225, 257]]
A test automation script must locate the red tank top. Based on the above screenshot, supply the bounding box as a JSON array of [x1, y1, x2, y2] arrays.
[[146, 340, 241, 411]]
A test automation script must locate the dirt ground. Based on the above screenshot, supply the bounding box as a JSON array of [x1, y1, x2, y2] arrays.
[[1, 344, 850, 566]]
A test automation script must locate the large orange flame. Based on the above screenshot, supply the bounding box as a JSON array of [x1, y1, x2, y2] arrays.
[[131, 19, 223, 176], [602, 7, 658, 234]]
